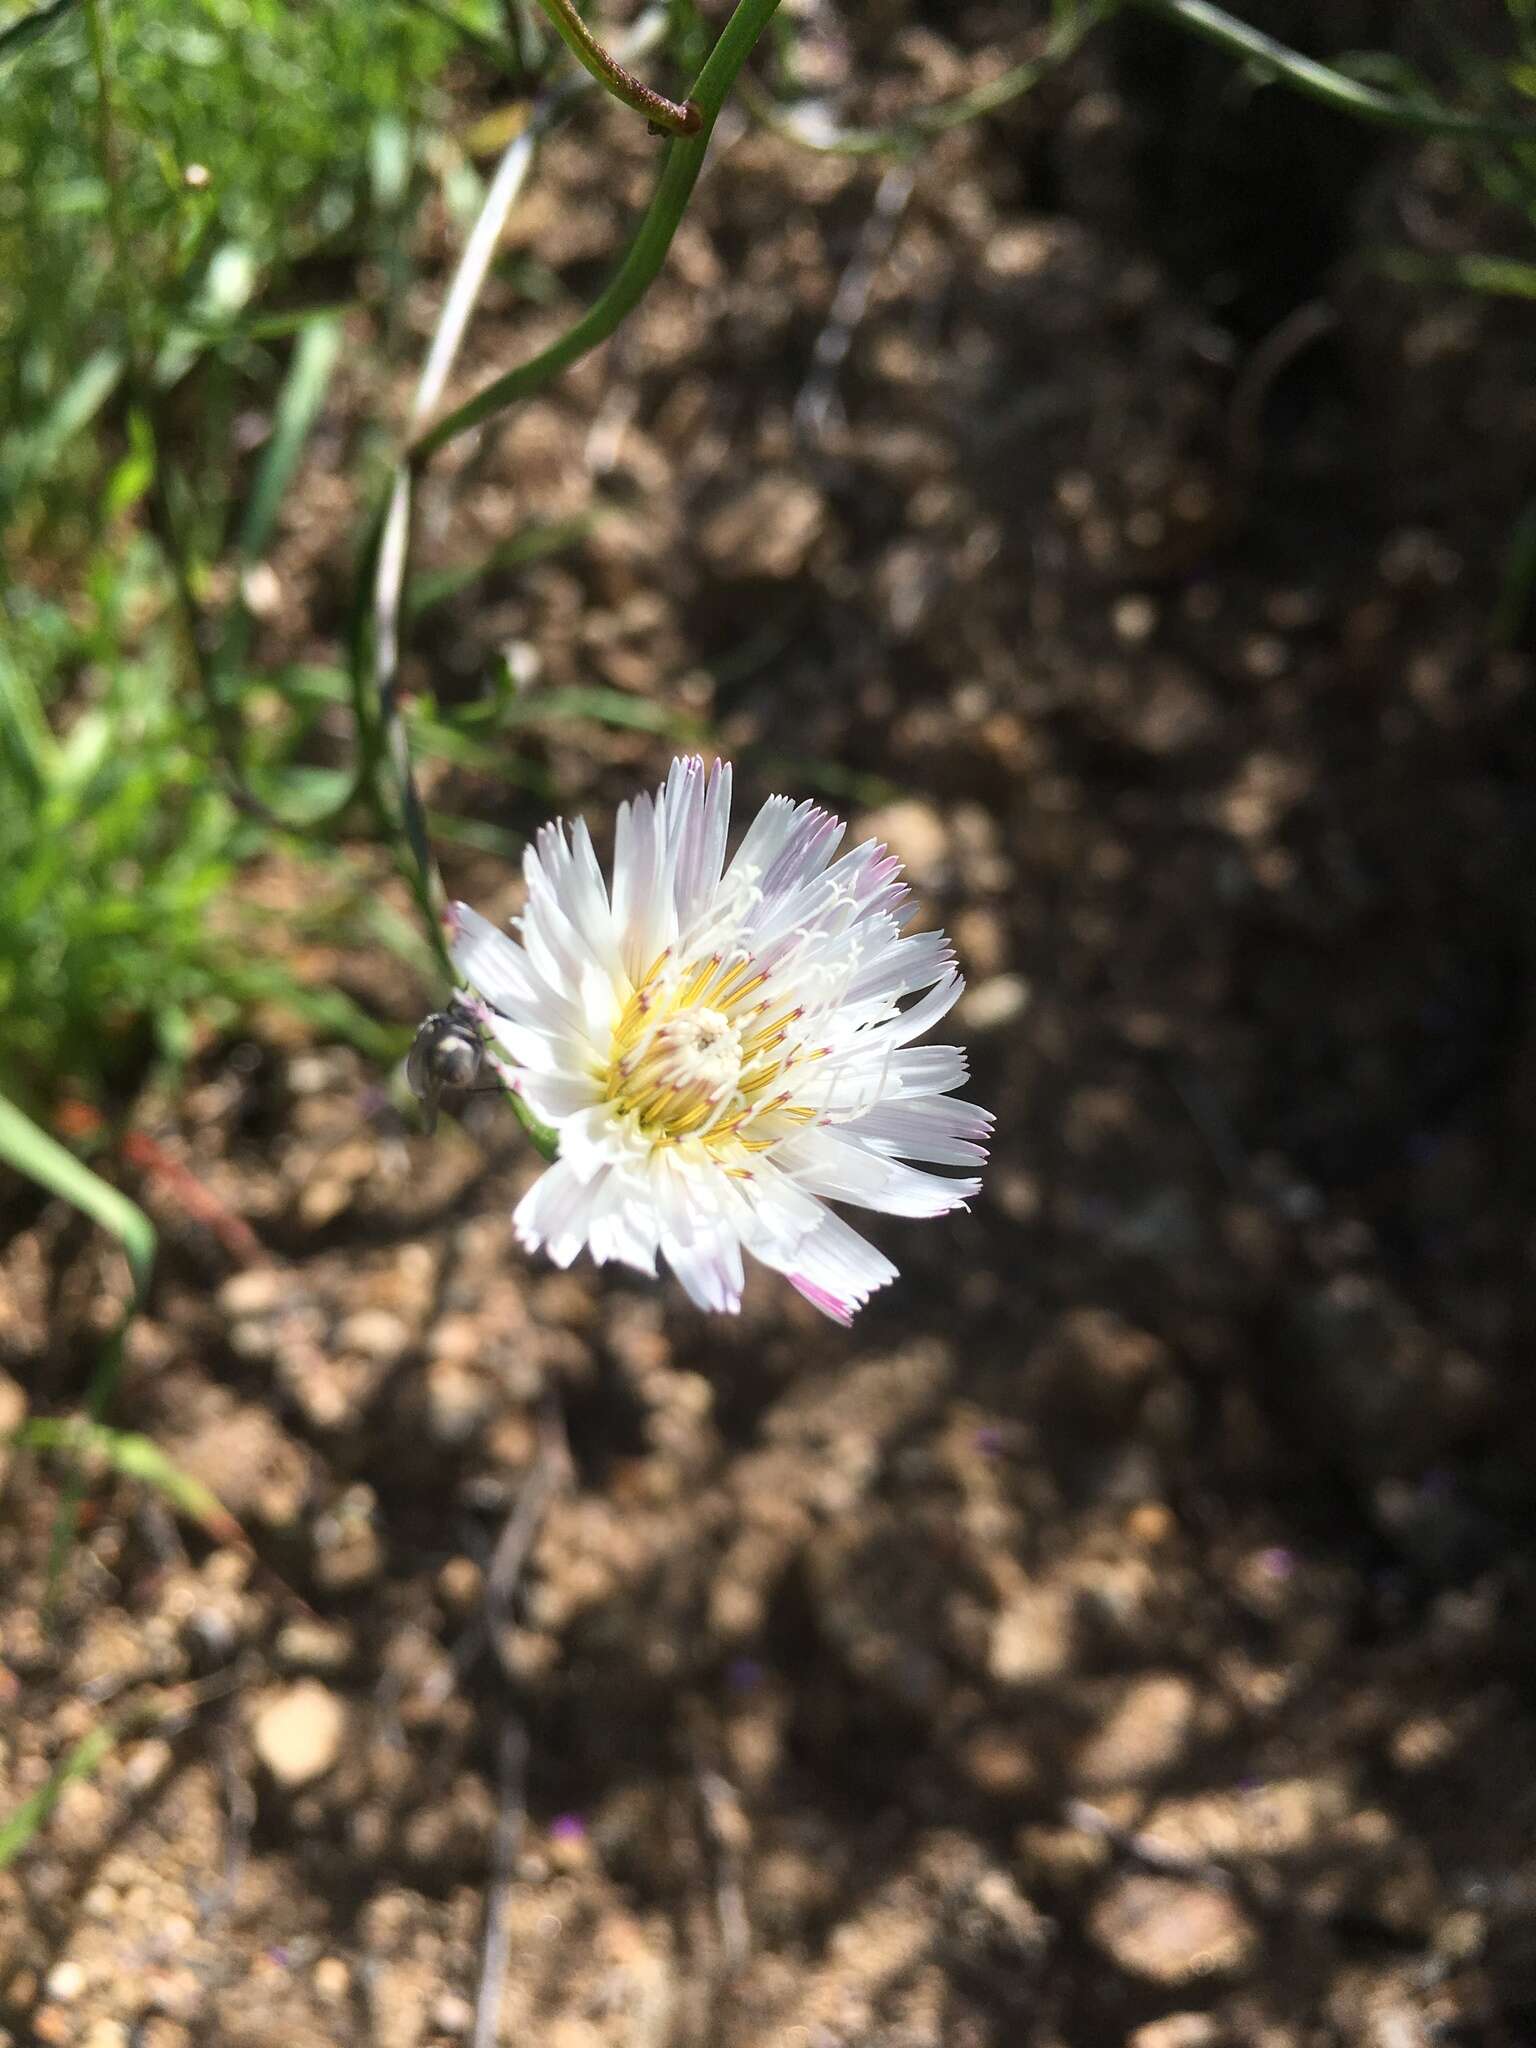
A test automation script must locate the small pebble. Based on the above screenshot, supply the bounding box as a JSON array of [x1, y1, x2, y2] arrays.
[[44, 1960, 85, 2003], [960, 974, 1031, 1031], [251, 1681, 347, 1788], [313, 1956, 350, 2001], [432, 1992, 475, 2035], [336, 1310, 411, 1365], [81, 2022, 131, 2048], [1089, 1873, 1257, 1985]]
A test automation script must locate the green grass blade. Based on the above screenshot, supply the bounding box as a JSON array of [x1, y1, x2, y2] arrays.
[[0, 1094, 159, 1592], [0, 639, 59, 794], [0, 1718, 120, 1870], [0, 0, 79, 66], [5, 347, 124, 497], [489, 680, 706, 737], [0, 1681, 216, 1870], [237, 313, 345, 564], [0, 1093, 155, 1298], [11, 1419, 246, 1546], [403, 515, 592, 620]]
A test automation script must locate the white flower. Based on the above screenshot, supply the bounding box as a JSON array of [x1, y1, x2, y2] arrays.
[[449, 756, 991, 1323]]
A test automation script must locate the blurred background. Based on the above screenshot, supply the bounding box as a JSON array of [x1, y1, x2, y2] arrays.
[[3, 0, 1536, 2041]]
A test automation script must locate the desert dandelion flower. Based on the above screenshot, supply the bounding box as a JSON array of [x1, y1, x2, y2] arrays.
[[447, 757, 991, 1322]]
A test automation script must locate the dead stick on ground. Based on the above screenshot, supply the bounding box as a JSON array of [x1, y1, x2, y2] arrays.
[[470, 1398, 568, 2045], [696, 1765, 751, 1981], [485, 1400, 568, 1659], [473, 1719, 530, 2048], [794, 160, 916, 443]]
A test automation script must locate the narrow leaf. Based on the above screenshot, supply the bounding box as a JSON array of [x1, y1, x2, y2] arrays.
[[237, 314, 345, 564], [0, 1093, 155, 1297], [11, 1419, 246, 1548]]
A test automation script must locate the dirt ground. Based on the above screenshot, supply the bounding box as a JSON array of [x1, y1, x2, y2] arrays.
[[6, 5, 1536, 2043]]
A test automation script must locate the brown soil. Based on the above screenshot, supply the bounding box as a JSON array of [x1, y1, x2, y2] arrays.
[[6, 6, 1536, 2044]]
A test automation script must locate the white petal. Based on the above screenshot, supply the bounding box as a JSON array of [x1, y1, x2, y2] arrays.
[[513, 1160, 607, 1267], [885, 1045, 972, 1100], [776, 1127, 980, 1217], [556, 1102, 634, 1183], [587, 1182, 661, 1276], [846, 928, 955, 1006], [884, 968, 965, 1047], [749, 1199, 898, 1323], [518, 1070, 605, 1124], [612, 787, 671, 981], [663, 1229, 745, 1314], [485, 1013, 586, 1077], [668, 756, 733, 930], [840, 1095, 995, 1165], [528, 816, 621, 979], [450, 903, 539, 1012], [728, 794, 843, 910]]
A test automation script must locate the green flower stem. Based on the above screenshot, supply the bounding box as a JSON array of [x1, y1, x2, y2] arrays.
[[367, 12, 677, 1000], [530, 0, 700, 133], [1133, 0, 1535, 141], [411, 0, 783, 460]]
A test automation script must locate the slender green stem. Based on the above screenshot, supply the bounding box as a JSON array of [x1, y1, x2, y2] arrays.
[[1133, 0, 1536, 141], [366, 7, 675, 1023], [82, 0, 131, 318], [530, 0, 699, 132], [412, 0, 783, 459], [0, 0, 79, 65]]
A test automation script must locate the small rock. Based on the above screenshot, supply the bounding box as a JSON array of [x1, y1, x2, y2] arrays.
[[313, 1956, 350, 2001], [1128, 2016, 1222, 2048], [988, 1582, 1075, 1684], [960, 973, 1032, 1031], [274, 1619, 353, 1673], [217, 1268, 288, 1318], [1089, 1875, 1257, 1986], [44, 1960, 85, 2003], [145, 1967, 205, 2024], [251, 1681, 347, 1788], [423, 1358, 494, 1446], [875, 540, 942, 638], [952, 905, 1008, 977], [123, 1738, 174, 1792], [81, 2022, 131, 2048], [313, 1488, 384, 1591], [960, 1724, 1037, 1797], [699, 473, 824, 579], [856, 799, 949, 890], [437, 1557, 484, 1613], [136, 2025, 192, 2048], [432, 1992, 475, 2035], [1075, 1673, 1197, 1790], [336, 1309, 411, 1365]]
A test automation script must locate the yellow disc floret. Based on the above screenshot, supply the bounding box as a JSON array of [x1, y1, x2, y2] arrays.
[[604, 951, 811, 1148]]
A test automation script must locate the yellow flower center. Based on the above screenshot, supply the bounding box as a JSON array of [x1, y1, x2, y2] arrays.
[[604, 952, 810, 1148]]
